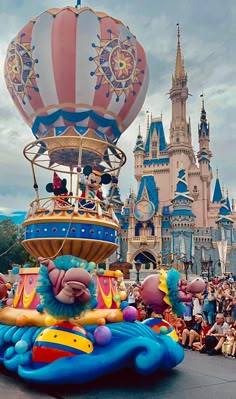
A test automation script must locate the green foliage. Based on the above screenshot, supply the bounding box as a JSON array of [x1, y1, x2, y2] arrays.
[[0, 219, 31, 274]]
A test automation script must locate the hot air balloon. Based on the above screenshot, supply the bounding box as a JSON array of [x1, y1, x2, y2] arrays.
[[4, 6, 149, 262]]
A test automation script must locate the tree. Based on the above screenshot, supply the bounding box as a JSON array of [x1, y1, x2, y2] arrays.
[[0, 219, 31, 274]]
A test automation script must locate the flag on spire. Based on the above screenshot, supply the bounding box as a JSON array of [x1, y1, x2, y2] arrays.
[[75, 0, 81, 8]]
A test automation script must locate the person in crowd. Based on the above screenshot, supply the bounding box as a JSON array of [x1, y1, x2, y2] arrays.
[[192, 293, 203, 319], [216, 286, 224, 313], [202, 284, 216, 326], [183, 300, 193, 329], [127, 285, 136, 307], [222, 287, 234, 323], [137, 303, 147, 321], [181, 313, 206, 350], [133, 287, 142, 308], [229, 296, 236, 324], [200, 313, 229, 356], [192, 319, 210, 352], [175, 318, 186, 344], [222, 328, 236, 358]]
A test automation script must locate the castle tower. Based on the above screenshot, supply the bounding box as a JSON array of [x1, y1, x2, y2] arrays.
[[170, 169, 195, 261], [197, 96, 213, 225], [134, 124, 145, 184], [212, 169, 223, 203], [168, 25, 195, 198]]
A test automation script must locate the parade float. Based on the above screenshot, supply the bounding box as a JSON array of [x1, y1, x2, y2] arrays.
[[0, 4, 205, 385]]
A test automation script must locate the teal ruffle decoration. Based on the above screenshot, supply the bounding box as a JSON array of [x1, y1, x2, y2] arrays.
[[37, 256, 97, 319], [166, 269, 186, 316]]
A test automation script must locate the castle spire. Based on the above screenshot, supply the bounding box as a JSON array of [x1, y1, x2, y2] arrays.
[[212, 174, 222, 203], [175, 24, 185, 79]]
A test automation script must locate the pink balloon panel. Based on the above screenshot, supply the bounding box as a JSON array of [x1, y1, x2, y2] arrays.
[[4, 6, 149, 144]]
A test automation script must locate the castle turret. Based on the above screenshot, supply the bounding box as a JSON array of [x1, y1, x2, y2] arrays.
[[197, 97, 213, 226], [170, 169, 195, 260], [134, 124, 145, 183], [168, 25, 195, 199], [212, 169, 223, 203], [168, 25, 191, 148], [197, 96, 212, 170], [107, 184, 124, 216]]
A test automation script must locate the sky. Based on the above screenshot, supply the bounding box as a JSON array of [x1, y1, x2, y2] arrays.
[[0, 0, 236, 216]]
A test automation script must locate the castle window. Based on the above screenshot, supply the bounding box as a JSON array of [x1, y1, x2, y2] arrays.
[[152, 141, 157, 147], [177, 161, 179, 168], [152, 151, 157, 158], [176, 137, 179, 143]]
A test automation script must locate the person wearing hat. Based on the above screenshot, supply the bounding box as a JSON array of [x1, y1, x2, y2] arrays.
[[46, 172, 70, 207], [79, 165, 112, 207]]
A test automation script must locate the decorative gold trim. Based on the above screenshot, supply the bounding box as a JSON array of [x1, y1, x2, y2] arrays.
[[0, 307, 123, 327], [23, 287, 37, 309], [97, 276, 113, 309], [20, 268, 40, 275]]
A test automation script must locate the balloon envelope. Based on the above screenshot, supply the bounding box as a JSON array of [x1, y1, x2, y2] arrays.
[[4, 6, 149, 144]]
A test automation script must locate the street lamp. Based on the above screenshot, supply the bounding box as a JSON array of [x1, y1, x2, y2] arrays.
[[183, 259, 190, 280], [134, 260, 142, 283]]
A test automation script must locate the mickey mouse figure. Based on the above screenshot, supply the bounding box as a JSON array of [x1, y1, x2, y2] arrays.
[[79, 165, 112, 210], [46, 172, 70, 208]]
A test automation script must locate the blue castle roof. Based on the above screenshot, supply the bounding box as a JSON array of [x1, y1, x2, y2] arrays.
[[217, 198, 233, 224], [212, 178, 222, 203], [134, 131, 144, 152], [137, 175, 159, 211], [145, 119, 167, 153], [172, 169, 193, 202]]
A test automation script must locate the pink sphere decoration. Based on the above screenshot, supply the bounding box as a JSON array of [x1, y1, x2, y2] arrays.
[[77, 165, 82, 173], [94, 326, 112, 346], [123, 306, 138, 322]]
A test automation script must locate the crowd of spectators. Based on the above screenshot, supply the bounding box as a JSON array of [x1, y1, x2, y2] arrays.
[[172, 274, 236, 357], [127, 273, 236, 358]]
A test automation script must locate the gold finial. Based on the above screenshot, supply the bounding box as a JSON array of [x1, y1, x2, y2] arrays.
[[226, 188, 229, 197], [222, 183, 225, 198], [216, 167, 219, 179], [175, 23, 185, 79]]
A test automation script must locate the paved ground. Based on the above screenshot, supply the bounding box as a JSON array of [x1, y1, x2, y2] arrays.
[[0, 351, 235, 399]]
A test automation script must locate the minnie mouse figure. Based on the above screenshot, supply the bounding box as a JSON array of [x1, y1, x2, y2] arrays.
[[79, 165, 111, 210], [46, 172, 70, 208]]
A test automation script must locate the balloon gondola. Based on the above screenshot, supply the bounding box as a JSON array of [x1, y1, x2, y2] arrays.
[[22, 134, 126, 262], [0, 3, 202, 387]]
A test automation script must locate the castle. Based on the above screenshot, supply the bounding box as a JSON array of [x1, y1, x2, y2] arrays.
[[107, 27, 236, 280]]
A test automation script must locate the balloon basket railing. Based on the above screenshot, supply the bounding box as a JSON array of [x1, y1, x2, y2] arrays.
[[22, 195, 119, 262], [23, 133, 126, 173]]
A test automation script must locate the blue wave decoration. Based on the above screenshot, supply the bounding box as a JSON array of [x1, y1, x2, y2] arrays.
[[0, 322, 184, 385]]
